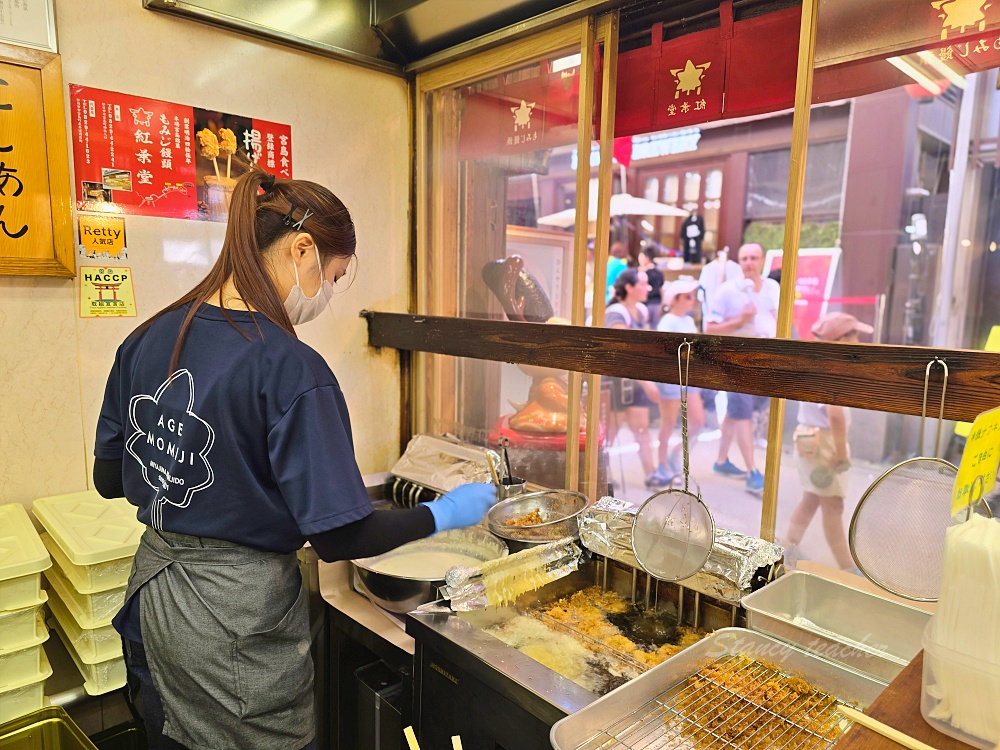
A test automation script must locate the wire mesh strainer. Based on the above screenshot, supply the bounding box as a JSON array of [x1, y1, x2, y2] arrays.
[[849, 358, 990, 601], [632, 341, 715, 581]]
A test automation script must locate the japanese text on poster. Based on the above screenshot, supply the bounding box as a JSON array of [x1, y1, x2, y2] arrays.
[[70, 85, 292, 221], [80, 266, 137, 318], [952, 405, 1000, 516]]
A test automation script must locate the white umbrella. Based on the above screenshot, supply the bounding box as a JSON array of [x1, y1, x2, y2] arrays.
[[537, 193, 689, 229]]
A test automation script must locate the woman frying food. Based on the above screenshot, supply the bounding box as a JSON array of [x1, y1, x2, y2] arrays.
[[93, 168, 494, 750]]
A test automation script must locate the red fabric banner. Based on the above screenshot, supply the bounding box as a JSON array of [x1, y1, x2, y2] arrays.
[[457, 63, 580, 161]]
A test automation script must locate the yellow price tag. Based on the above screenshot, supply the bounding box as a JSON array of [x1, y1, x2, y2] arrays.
[[952, 405, 1000, 516]]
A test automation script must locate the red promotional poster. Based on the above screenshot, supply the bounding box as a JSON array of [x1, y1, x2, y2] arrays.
[[70, 85, 293, 221], [764, 248, 843, 340]]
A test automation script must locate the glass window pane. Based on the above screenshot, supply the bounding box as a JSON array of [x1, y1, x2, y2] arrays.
[[705, 168, 723, 200], [424, 50, 585, 321], [644, 176, 659, 201], [423, 355, 593, 490], [662, 174, 679, 204], [683, 171, 702, 206]]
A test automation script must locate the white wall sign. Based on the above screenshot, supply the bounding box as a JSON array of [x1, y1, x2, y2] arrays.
[[0, 0, 57, 53]]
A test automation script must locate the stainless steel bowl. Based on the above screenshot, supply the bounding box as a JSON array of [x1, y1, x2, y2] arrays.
[[487, 490, 590, 547], [352, 527, 507, 613]]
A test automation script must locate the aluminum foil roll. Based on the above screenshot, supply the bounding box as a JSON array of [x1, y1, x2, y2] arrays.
[[578, 497, 784, 599]]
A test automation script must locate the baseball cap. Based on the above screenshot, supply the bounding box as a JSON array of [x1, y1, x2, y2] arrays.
[[663, 277, 700, 308], [811, 312, 874, 341]]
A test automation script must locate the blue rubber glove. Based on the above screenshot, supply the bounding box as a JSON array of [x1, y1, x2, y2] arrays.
[[426, 482, 497, 532]]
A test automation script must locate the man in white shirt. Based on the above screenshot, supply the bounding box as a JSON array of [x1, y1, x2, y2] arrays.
[[704, 243, 779, 494]]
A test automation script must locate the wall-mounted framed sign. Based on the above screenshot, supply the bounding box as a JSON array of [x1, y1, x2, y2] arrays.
[[0, 42, 74, 277], [0, 0, 57, 53]]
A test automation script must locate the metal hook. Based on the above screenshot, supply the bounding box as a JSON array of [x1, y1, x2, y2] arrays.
[[918, 357, 949, 457], [677, 339, 693, 493], [967, 475, 985, 522]]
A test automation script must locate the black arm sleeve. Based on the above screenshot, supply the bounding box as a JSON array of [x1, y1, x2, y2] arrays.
[[307, 505, 436, 562], [93, 458, 125, 499]]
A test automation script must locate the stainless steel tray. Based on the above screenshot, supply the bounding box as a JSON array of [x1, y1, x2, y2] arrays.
[[741, 571, 929, 682], [549, 627, 887, 750]]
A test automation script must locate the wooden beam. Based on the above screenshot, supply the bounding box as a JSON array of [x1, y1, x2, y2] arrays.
[[363, 312, 1000, 423]]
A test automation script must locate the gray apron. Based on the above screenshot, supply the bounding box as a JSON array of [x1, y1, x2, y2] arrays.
[[126, 529, 314, 750]]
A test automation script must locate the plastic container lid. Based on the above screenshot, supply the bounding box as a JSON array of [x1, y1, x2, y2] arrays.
[[0, 504, 50, 583], [32, 492, 144, 566]]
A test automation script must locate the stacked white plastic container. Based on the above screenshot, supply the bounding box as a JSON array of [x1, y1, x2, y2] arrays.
[[0, 503, 53, 723], [32, 491, 144, 697]]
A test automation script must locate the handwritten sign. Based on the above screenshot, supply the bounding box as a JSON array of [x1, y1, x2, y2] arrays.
[[952, 405, 1000, 516], [79, 266, 137, 318], [0, 60, 46, 249]]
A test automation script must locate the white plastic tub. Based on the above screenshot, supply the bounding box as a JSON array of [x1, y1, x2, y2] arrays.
[[31, 492, 142, 574], [0, 504, 51, 611], [42, 560, 125, 630], [922, 619, 1000, 749], [0, 597, 47, 652], [47, 590, 123, 664], [0, 626, 49, 690], [0, 646, 51, 724], [39, 532, 134, 595], [49, 615, 126, 696]]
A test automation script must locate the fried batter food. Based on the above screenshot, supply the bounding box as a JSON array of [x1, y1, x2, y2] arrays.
[[506, 509, 544, 526], [217, 128, 237, 156], [669, 657, 845, 749], [536, 587, 705, 668], [196, 128, 219, 158]]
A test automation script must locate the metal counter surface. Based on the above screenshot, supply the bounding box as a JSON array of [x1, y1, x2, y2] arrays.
[[406, 608, 599, 728], [318, 559, 415, 664]]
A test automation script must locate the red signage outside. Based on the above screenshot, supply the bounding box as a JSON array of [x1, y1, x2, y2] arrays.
[[764, 248, 843, 341], [70, 85, 292, 221]]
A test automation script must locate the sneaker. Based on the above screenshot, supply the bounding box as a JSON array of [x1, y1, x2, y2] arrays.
[[745, 469, 764, 494], [666, 447, 683, 476], [645, 467, 673, 489], [712, 460, 747, 478]]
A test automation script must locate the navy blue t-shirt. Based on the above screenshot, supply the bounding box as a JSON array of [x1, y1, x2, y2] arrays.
[[96, 303, 373, 552]]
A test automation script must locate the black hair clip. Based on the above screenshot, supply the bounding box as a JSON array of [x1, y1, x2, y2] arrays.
[[282, 203, 297, 227], [260, 173, 276, 192]]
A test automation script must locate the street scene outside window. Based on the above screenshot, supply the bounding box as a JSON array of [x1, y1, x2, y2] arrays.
[[421, 2, 1000, 573]]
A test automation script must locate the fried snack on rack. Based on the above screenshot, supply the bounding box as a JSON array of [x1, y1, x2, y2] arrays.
[[670, 656, 844, 749], [506, 509, 544, 527], [196, 128, 220, 158]]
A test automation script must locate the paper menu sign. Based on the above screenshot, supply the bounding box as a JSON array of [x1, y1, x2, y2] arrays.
[[952, 405, 1000, 516]]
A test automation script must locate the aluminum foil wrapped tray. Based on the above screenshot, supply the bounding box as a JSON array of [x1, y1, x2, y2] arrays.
[[578, 496, 784, 600], [389, 434, 497, 493]]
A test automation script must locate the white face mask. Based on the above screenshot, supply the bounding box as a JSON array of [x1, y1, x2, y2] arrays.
[[284, 246, 334, 325]]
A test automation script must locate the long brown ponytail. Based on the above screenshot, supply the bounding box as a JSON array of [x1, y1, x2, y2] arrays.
[[136, 162, 356, 372]]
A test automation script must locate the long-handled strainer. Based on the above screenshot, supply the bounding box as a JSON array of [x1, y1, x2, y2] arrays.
[[849, 358, 991, 601], [631, 340, 715, 581]]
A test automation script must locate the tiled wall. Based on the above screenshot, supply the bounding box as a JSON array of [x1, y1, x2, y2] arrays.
[[0, 0, 410, 512]]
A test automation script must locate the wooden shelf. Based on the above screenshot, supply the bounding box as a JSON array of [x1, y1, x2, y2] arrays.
[[363, 311, 1000, 423]]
